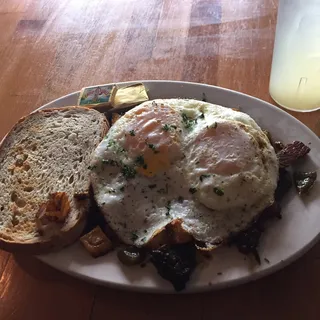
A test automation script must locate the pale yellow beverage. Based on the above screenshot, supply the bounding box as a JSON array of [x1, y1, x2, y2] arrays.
[[269, 0, 320, 112]]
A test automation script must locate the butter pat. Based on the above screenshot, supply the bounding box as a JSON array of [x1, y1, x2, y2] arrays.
[[112, 83, 149, 108]]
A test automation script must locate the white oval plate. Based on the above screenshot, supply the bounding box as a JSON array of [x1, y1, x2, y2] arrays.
[[37, 81, 320, 293]]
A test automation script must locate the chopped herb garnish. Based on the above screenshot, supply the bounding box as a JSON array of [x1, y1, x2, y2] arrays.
[[181, 113, 196, 129], [131, 232, 139, 241], [189, 187, 197, 194], [182, 113, 190, 122], [119, 186, 125, 192], [141, 237, 146, 242], [87, 165, 97, 170], [135, 155, 145, 167], [121, 165, 136, 179], [182, 113, 189, 122], [107, 188, 116, 194], [162, 124, 178, 131], [102, 159, 118, 166], [148, 184, 157, 189], [129, 130, 135, 136], [144, 229, 147, 233], [200, 174, 210, 182], [199, 113, 205, 119], [108, 139, 126, 153], [162, 124, 170, 131], [147, 143, 159, 153], [213, 187, 224, 196], [178, 196, 184, 203], [108, 139, 116, 147]]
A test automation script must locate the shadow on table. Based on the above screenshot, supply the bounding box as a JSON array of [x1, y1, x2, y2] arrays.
[[13, 253, 71, 282]]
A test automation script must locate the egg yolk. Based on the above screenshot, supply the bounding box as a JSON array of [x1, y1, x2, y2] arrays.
[[194, 122, 256, 176], [122, 103, 183, 177]]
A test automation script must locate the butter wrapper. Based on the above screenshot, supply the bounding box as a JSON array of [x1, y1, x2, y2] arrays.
[[77, 83, 149, 113], [77, 84, 115, 109], [112, 83, 149, 108]]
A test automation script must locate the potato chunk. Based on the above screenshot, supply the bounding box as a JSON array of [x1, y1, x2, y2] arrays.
[[80, 226, 113, 258]]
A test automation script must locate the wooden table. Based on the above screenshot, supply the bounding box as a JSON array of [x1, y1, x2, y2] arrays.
[[0, 1, 319, 319]]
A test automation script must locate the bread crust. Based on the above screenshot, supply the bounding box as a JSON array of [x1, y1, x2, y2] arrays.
[[0, 106, 109, 254]]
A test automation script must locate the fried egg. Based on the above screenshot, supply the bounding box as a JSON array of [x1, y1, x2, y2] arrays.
[[90, 99, 279, 249]]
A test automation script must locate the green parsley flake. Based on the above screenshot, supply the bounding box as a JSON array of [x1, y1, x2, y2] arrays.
[[162, 124, 170, 131], [189, 187, 197, 194], [108, 139, 125, 153], [135, 155, 148, 169], [162, 124, 178, 132], [181, 113, 196, 129], [135, 155, 145, 166], [129, 130, 135, 136], [121, 165, 136, 179], [214, 187, 224, 196], [108, 139, 116, 147], [147, 143, 159, 153]]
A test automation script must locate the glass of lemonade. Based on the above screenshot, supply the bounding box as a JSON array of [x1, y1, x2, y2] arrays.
[[269, 0, 320, 112]]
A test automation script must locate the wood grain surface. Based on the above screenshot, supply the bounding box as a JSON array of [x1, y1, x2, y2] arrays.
[[0, 0, 319, 319]]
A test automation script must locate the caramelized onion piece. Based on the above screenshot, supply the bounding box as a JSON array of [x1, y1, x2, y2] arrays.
[[277, 141, 310, 168]]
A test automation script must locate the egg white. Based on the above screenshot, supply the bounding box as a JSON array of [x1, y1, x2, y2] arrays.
[[90, 99, 279, 248]]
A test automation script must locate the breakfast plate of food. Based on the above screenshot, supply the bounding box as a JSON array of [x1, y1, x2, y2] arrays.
[[0, 80, 319, 293]]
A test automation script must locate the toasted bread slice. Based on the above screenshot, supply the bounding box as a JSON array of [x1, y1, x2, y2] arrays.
[[0, 107, 109, 253]]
